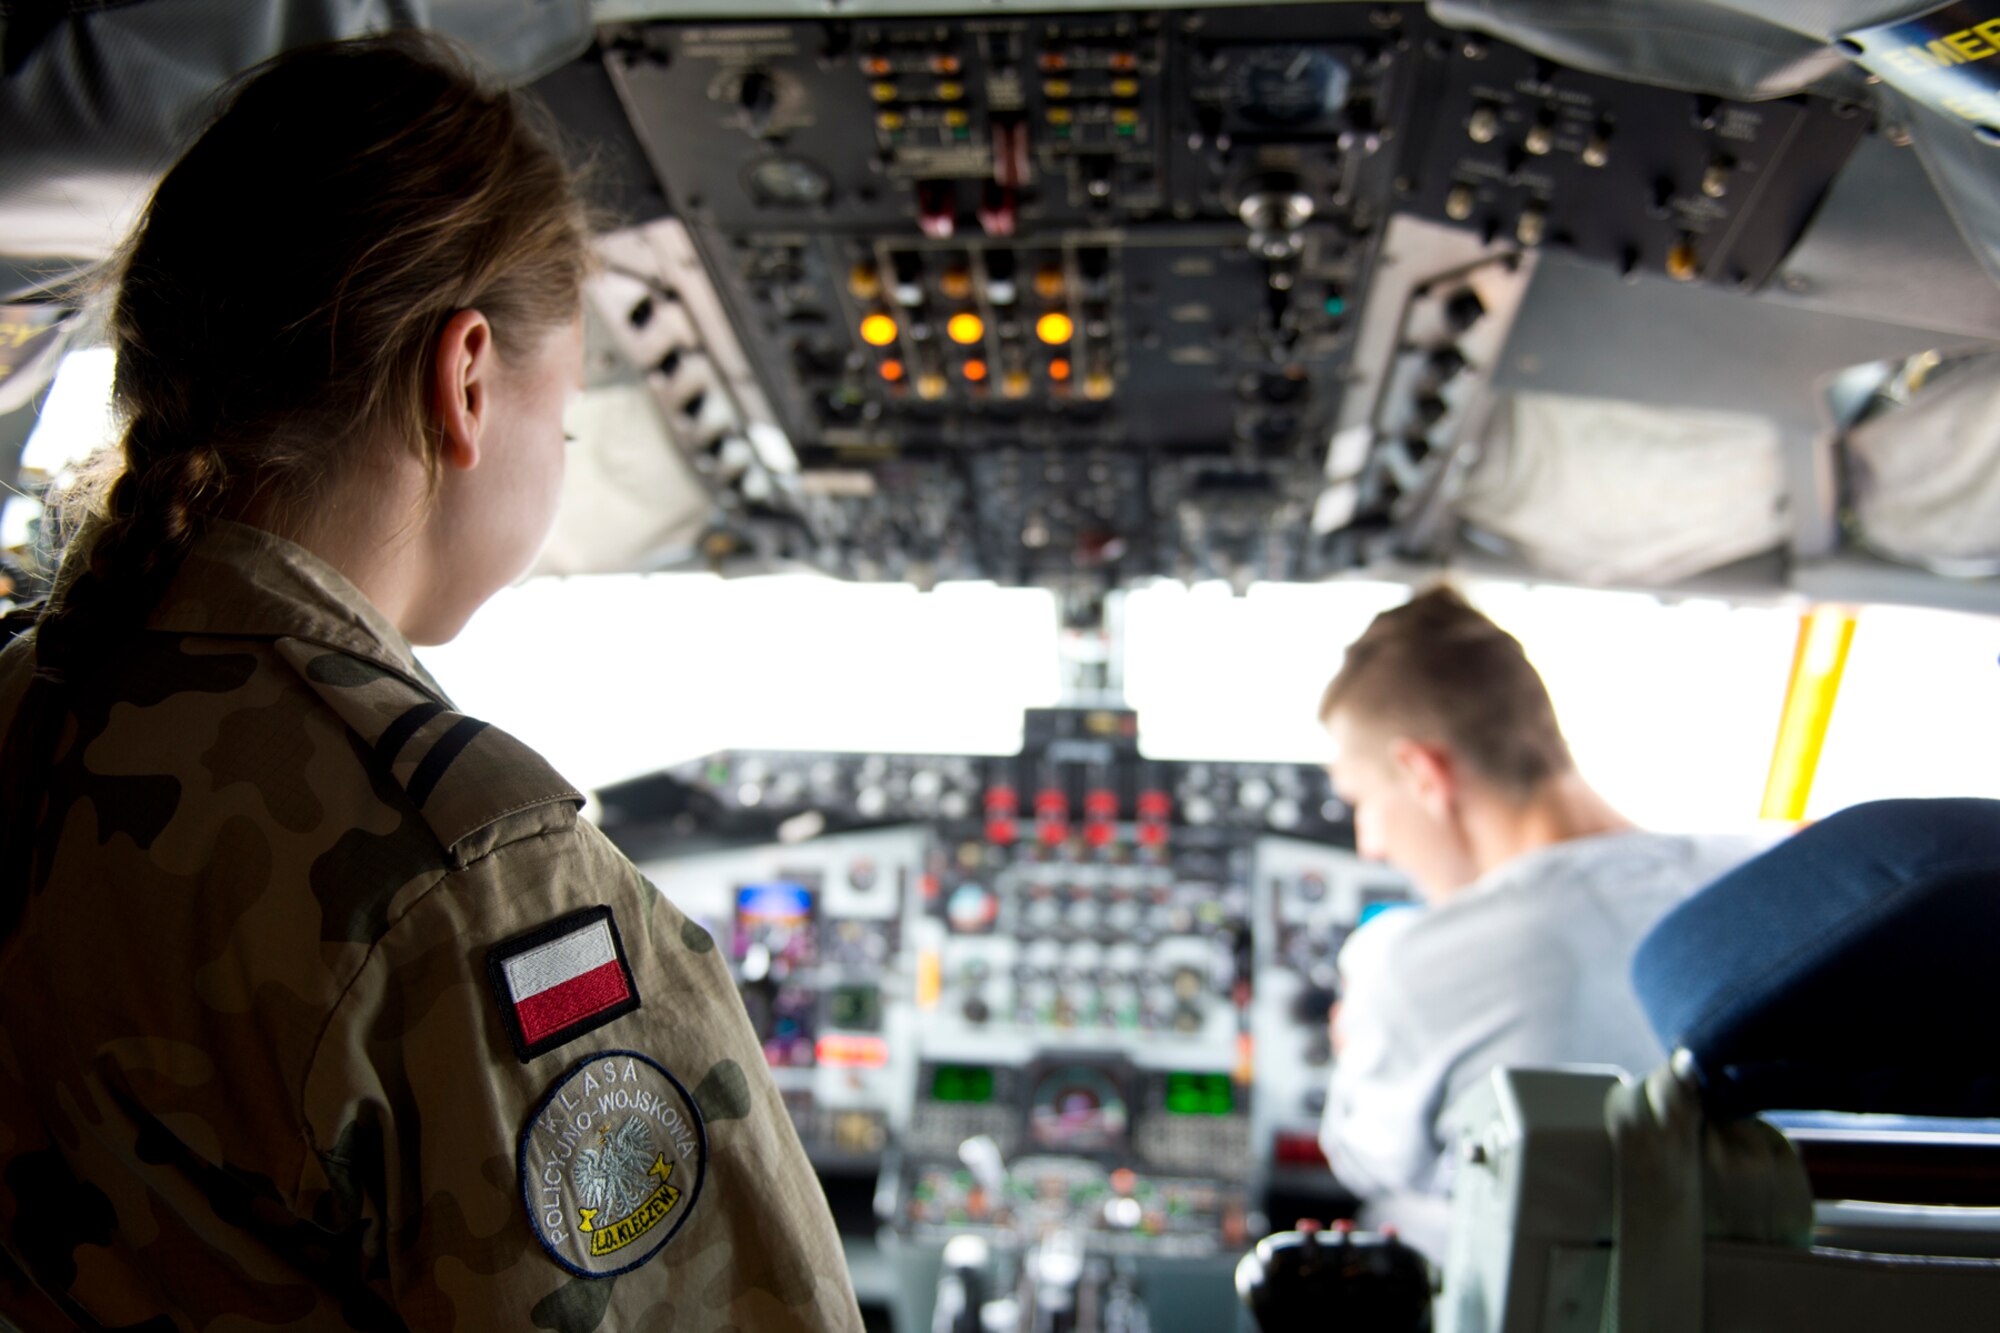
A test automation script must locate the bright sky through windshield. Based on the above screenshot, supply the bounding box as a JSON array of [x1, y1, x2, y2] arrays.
[[421, 571, 2000, 833]]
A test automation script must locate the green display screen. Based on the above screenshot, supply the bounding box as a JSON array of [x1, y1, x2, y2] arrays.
[[1164, 1071, 1234, 1116], [828, 984, 882, 1031], [932, 1064, 995, 1104]]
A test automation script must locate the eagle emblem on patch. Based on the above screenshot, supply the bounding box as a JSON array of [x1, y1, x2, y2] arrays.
[[519, 1051, 708, 1278]]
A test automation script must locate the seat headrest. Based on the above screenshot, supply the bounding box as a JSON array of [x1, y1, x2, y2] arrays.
[[1632, 798, 2000, 1120]]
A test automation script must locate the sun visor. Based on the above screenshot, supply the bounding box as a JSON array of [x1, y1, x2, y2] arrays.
[[1846, 352, 2000, 575], [1457, 392, 1789, 585]]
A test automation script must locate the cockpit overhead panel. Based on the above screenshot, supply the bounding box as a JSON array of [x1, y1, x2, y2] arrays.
[[582, 4, 1897, 595], [10, 3, 2000, 607]]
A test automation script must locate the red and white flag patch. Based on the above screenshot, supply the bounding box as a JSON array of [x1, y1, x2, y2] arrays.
[[488, 907, 642, 1062]]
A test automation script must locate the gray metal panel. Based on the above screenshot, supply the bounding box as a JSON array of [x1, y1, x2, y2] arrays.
[[1791, 553, 2000, 615], [1706, 1240, 2000, 1333], [1493, 254, 1980, 428], [1764, 135, 2000, 344], [1888, 86, 2000, 290]]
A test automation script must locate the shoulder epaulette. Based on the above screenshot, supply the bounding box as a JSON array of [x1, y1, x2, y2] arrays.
[[277, 639, 583, 865]]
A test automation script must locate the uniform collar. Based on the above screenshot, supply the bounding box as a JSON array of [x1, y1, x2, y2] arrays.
[[146, 519, 447, 699]]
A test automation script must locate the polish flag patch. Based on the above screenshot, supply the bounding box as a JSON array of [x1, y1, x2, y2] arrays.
[[488, 907, 642, 1062]]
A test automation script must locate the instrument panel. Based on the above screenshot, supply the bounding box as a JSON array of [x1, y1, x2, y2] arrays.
[[606, 708, 1413, 1272]]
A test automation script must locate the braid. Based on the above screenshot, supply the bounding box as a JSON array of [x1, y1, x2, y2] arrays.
[[39, 418, 227, 676], [4, 417, 228, 929], [90, 421, 228, 597]]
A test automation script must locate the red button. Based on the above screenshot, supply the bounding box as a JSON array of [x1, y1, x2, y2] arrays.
[[1273, 1132, 1328, 1167]]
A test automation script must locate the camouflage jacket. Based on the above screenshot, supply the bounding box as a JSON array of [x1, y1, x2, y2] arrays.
[[0, 522, 863, 1332]]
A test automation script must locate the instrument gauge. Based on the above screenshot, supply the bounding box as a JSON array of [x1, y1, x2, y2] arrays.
[[1028, 1065, 1129, 1152], [945, 881, 1000, 934], [1224, 46, 1351, 129]]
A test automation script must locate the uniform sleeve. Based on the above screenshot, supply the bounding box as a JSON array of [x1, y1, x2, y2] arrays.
[[297, 818, 863, 1332]]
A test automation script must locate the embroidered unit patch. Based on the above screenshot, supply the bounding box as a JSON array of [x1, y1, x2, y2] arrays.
[[518, 1051, 708, 1278], [488, 907, 641, 1062]]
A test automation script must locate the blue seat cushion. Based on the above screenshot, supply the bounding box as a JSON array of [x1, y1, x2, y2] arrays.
[[1632, 798, 2000, 1120]]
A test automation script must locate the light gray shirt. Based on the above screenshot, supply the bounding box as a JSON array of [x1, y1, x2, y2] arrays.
[[1318, 831, 1763, 1222]]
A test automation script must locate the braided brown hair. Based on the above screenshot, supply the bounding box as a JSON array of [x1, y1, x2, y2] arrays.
[[47, 28, 594, 656]]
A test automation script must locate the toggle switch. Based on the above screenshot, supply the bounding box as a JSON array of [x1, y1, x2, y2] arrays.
[[917, 181, 956, 239]]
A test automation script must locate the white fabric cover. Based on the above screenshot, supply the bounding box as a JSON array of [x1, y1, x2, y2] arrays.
[[1459, 392, 1790, 585], [1848, 355, 2000, 576], [532, 382, 711, 577]]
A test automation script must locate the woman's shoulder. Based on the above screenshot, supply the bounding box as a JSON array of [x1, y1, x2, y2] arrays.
[[274, 639, 587, 870]]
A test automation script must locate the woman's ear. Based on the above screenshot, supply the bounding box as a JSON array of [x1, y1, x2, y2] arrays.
[[432, 309, 495, 472]]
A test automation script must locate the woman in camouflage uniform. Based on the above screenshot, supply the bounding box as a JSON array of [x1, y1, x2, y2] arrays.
[[0, 33, 861, 1332]]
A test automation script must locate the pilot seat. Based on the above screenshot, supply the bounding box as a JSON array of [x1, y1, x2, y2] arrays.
[[1436, 797, 2000, 1332]]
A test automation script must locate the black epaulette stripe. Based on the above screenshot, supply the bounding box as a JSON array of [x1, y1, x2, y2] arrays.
[[374, 700, 446, 770], [408, 716, 490, 809]]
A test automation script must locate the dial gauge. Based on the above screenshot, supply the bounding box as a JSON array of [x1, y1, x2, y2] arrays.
[[1224, 47, 1351, 129]]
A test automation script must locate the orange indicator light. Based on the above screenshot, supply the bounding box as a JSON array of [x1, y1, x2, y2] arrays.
[[880, 358, 906, 383], [1036, 311, 1074, 344], [860, 314, 899, 347], [947, 312, 986, 345], [1048, 357, 1072, 382], [963, 358, 989, 382]]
